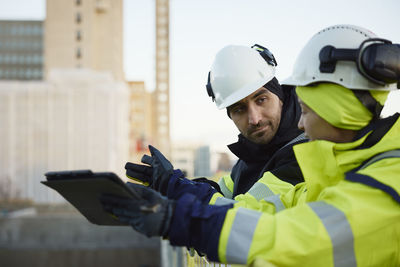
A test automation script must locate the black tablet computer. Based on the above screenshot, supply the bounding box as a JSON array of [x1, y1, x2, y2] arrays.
[[42, 169, 139, 226]]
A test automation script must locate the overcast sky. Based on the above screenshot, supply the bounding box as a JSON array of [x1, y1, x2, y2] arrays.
[[1, 0, 400, 153]]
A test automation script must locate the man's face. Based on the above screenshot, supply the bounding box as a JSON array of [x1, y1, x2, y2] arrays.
[[228, 87, 283, 145]]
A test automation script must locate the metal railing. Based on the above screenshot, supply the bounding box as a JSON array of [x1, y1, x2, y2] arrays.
[[185, 249, 230, 267], [162, 242, 229, 267]]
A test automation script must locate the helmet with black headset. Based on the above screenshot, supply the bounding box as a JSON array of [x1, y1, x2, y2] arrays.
[[283, 24, 400, 117], [206, 44, 277, 109]]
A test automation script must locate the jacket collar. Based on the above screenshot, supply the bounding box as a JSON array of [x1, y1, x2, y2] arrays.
[[228, 134, 283, 163], [293, 113, 400, 201]]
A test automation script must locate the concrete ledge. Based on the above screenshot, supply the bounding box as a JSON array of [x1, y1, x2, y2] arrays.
[[0, 214, 160, 266]]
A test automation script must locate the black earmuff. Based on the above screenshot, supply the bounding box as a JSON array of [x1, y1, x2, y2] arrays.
[[361, 42, 400, 87], [319, 38, 400, 88], [251, 44, 278, 67], [206, 71, 215, 101]]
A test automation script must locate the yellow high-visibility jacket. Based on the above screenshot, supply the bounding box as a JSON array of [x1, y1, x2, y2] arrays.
[[217, 114, 400, 266], [210, 172, 296, 211], [209, 133, 306, 207]]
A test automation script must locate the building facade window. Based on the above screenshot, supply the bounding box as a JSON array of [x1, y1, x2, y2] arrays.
[[76, 47, 81, 58], [76, 30, 81, 41], [76, 13, 82, 23]]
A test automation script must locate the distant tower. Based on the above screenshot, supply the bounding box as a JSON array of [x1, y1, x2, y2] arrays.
[[44, 0, 124, 81], [194, 146, 211, 177], [155, 0, 170, 155]]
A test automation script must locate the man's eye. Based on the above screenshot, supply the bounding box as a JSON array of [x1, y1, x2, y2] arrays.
[[256, 97, 267, 104], [232, 107, 244, 114]]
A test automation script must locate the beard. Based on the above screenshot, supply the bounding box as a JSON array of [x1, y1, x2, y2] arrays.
[[245, 120, 276, 145]]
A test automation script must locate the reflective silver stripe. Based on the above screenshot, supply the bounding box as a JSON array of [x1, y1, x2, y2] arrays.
[[214, 197, 237, 206], [278, 132, 307, 152], [360, 149, 400, 170], [248, 182, 275, 200], [218, 179, 233, 199], [225, 208, 262, 264], [308, 202, 356, 267], [263, 194, 285, 212]]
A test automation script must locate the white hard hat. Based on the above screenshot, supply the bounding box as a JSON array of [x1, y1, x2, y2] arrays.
[[283, 24, 399, 91], [206, 44, 277, 109]]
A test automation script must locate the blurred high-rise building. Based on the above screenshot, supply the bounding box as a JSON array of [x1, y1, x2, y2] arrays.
[[171, 143, 228, 178], [194, 146, 211, 177], [45, 0, 124, 81], [171, 142, 198, 177], [0, 70, 129, 202], [0, 0, 168, 203], [154, 0, 170, 156], [127, 81, 157, 163], [0, 20, 43, 80], [217, 152, 233, 172]]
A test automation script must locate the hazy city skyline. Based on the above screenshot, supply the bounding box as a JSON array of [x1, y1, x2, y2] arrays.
[[1, 0, 399, 154]]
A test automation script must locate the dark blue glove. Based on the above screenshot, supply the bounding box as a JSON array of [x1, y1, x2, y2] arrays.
[[166, 173, 218, 203], [125, 145, 180, 195], [168, 193, 233, 261], [125, 145, 219, 203], [100, 183, 175, 238]]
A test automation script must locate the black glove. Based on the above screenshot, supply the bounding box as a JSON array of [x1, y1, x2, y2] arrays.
[[125, 145, 174, 195], [100, 183, 175, 238]]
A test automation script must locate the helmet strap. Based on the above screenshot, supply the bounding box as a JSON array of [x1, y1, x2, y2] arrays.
[[352, 90, 383, 120]]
